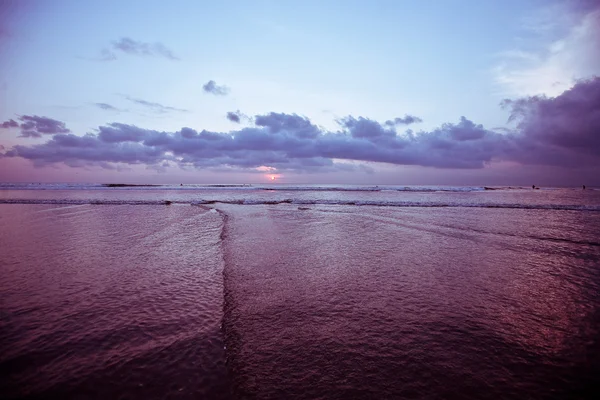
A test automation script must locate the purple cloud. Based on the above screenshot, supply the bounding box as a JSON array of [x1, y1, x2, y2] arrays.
[[0, 114, 506, 170], [19, 116, 70, 138], [255, 113, 321, 139], [1, 115, 70, 138], [385, 115, 423, 126], [501, 76, 600, 166], [1, 119, 18, 128], [203, 80, 230, 96], [227, 111, 243, 123], [3, 78, 600, 172]]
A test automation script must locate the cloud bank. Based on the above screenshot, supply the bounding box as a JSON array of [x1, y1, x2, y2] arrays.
[[2, 78, 599, 172]]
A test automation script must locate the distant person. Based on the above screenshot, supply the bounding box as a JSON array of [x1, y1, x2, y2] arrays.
[[583, 185, 586, 190], [532, 185, 535, 189]]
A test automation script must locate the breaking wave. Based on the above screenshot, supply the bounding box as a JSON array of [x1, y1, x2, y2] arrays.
[[3, 183, 588, 192], [1, 198, 599, 211]]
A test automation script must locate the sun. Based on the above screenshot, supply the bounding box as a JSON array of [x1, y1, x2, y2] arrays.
[[266, 173, 281, 182]]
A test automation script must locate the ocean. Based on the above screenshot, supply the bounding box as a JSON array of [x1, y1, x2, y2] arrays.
[[1, 184, 599, 399]]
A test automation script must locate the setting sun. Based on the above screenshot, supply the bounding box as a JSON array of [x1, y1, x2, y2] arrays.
[[266, 173, 282, 182]]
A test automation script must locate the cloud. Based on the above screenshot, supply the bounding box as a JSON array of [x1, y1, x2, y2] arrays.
[[122, 95, 188, 113], [4, 116, 496, 171], [203, 80, 230, 96], [255, 112, 321, 138], [494, 2, 600, 96], [227, 110, 243, 123], [107, 37, 178, 60], [500, 76, 600, 166], [19, 116, 71, 138], [1, 119, 18, 128], [385, 115, 423, 125], [3, 78, 600, 172], [94, 103, 123, 111], [227, 110, 252, 124], [1, 115, 70, 138]]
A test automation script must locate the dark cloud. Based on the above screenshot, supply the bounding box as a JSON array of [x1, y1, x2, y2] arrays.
[[501, 76, 600, 166], [4, 133, 166, 168], [122, 95, 188, 113], [3, 78, 600, 172], [1, 115, 506, 170], [227, 111, 242, 123], [1, 119, 18, 128], [108, 37, 178, 60], [19, 115, 70, 138], [341, 116, 397, 139], [227, 110, 251, 124], [97, 123, 152, 143], [203, 80, 230, 96], [385, 115, 423, 126], [1, 115, 70, 138], [255, 113, 320, 138]]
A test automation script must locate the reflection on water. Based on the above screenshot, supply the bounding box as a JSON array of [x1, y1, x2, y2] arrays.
[[221, 204, 600, 399], [1, 195, 599, 399], [0, 205, 230, 399]]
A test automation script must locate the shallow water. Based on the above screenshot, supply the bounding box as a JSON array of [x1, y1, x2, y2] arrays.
[[0, 204, 230, 399], [220, 204, 600, 399], [1, 186, 599, 399]]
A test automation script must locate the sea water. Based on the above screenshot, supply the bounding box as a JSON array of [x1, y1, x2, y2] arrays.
[[1, 184, 599, 399]]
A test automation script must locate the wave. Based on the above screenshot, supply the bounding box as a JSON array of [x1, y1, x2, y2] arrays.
[[0, 183, 572, 192], [2, 182, 596, 192], [1, 198, 599, 211], [0, 199, 185, 205]]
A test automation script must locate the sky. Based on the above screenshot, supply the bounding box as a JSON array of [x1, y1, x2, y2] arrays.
[[0, 0, 599, 185]]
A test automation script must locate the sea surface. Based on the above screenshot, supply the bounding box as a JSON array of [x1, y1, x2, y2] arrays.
[[1, 183, 599, 399]]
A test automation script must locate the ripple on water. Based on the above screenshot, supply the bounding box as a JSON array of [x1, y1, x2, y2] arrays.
[[0, 204, 231, 399], [220, 204, 600, 399]]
